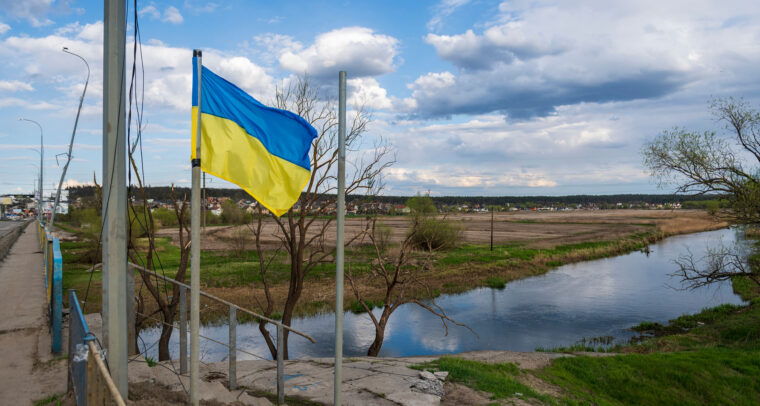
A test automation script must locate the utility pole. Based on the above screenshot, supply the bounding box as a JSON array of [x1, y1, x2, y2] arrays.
[[490, 207, 494, 251], [334, 70, 347, 406], [103, 0, 128, 398]]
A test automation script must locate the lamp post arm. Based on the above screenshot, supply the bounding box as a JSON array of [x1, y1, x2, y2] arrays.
[[51, 49, 90, 231]]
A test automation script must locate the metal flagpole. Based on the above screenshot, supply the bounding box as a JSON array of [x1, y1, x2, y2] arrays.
[[334, 70, 347, 405], [190, 49, 203, 406], [103, 0, 128, 397]]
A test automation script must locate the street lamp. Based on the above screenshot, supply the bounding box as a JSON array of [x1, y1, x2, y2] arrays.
[[48, 47, 92, 231], [19, 118, 43, 225]]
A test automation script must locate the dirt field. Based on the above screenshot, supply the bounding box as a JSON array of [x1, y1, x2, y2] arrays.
[[157, 209, 725, 251]]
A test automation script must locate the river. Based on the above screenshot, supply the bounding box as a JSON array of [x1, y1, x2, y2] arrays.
[[139, 227, 746, 361]]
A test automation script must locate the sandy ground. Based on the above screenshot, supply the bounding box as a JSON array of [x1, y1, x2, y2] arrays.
[[157, 209, 724, 251], [0, 223, 68, 405]]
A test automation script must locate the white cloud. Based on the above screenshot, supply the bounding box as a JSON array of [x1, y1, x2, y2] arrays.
[[427, 0, 472, 32], [138, 5, 161, 19], [0, 80, 33, 92], [163, 6, 184, 24], [0, 22, 10, 34], [0, 0, 54, 27], [183, 1, 219, 14], [348, 78, 392, 110], [279, 27, 399, 78], [411, 0, 760, 119], [140, 5, 184, 24]]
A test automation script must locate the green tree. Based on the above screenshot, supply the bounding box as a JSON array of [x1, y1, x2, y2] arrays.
[[642, 97, 760, 290], [406, 194, 437, 215], [643, 97, 760, 224]]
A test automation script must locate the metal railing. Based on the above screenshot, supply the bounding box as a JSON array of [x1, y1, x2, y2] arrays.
[[68, 289, 96, 405], [40, 221, 62, 354], [128, 262, 314, 404], [82, 261, 314, 404]]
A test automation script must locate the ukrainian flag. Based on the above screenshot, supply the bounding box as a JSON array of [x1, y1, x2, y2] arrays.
[[191, 57, 317, 216]]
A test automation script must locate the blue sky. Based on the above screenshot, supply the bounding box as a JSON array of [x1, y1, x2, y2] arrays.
[[1, 0, 759, 197]]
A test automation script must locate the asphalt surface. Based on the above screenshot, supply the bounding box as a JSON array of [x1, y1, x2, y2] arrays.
[[0, 220, 25, 239]]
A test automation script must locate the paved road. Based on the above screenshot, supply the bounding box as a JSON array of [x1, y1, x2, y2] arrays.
[[0, 224, 67, 405], [0, 220, 25, 238]]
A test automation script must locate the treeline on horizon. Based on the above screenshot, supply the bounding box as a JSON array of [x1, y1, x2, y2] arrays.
[[66, 185, 723, 207]]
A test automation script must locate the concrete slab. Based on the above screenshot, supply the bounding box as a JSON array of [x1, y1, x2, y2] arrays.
[[0, 224, 68, 405]]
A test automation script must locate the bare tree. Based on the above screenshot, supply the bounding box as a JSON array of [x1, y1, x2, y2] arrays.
[[128, 153, 191, 360], [346, 218, 473, 356], [643, 97, 760, 290], [253, 76, 394, 359], [673, 242, 759, 290]]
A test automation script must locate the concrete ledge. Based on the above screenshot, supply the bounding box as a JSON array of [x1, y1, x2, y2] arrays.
[[0, 220, 30, 261]]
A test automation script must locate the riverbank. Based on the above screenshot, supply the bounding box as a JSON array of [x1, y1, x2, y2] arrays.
[[400, 275, 760, 405], [122, 289, 760, 405], [58, 209, 726, 323]]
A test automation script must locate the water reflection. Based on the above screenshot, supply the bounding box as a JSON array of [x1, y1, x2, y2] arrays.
[[140, 228, 745, 361]]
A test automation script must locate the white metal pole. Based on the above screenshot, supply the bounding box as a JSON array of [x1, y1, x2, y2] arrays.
[[334, 70, 347, 406], [19, 119, 43, 224], [103, 0, 128, 398], [190, 49, 203, 406]]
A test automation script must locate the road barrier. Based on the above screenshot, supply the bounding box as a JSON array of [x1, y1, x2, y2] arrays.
[[40, 221, 62, 354], [68, 289, 126, 406]]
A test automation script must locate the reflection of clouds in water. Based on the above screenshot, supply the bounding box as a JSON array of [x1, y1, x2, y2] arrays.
[[345, 308, 385, 350], [139, 228, 745, 361]]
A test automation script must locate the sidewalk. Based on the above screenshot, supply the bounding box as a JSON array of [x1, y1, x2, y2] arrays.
[[0, 223, 67, 405]]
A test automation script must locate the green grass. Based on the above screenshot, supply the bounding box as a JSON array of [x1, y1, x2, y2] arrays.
[[539, 349, 760, 406], [415, 356, 555, 404], [536, 335, 619, 353], [32, 393, 64, 406], [484, 276, 506, 289], [531, 277, 760, 404]]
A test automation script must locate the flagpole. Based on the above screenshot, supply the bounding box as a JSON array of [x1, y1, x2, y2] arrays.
[[190, 49, 203, 406], [334, 70, 346, 405]]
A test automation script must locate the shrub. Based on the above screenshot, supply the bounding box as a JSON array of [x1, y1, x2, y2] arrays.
[[373, 222, 393, 252], [151, 207, 178, 228], [409, 217, 462, 251]]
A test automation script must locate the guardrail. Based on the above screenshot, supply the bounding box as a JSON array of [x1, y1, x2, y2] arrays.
[[40, 221, 62, 354], [68, 289, 96, 405], [128, 262, 313, 405]]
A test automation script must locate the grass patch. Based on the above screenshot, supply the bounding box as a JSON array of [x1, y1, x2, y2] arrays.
[[539, 348, 760, 405], [484, 276, 506, 289], [33, 393, 64, 406], [536, 335, 619, 353], [416, 356, 554, 403]]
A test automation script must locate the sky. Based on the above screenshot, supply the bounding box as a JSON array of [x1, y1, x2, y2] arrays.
[[1, 0, 759, 197]]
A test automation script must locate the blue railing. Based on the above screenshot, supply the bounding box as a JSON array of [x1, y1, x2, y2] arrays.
[[68, 289, 96, 406], [41, 221, 63, 354]]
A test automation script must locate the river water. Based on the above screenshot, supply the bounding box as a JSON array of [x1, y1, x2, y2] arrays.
[[139, 228, 746, 361]]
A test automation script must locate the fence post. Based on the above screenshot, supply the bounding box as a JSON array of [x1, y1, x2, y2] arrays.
[[51, 238, 62, 354], [229, 306, 237, 390], [180, 285, 188, 374], [277, 324, 284, 405]]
